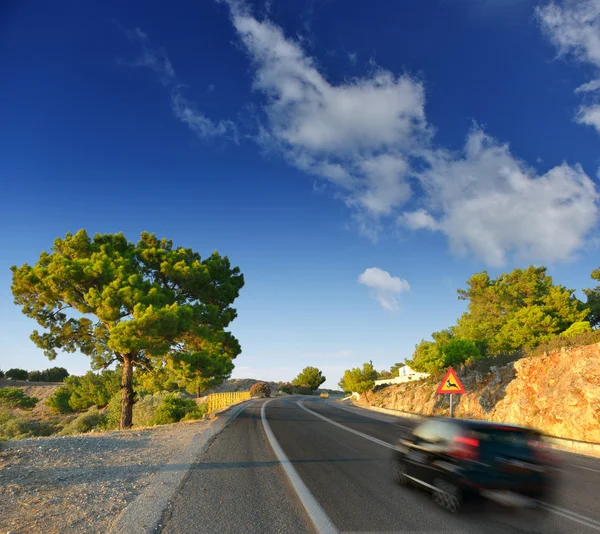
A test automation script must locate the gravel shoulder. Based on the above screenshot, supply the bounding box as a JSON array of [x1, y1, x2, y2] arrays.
[[0, 416, 221, 533]]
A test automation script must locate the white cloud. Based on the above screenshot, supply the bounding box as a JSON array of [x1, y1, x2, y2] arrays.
[[537, 1, 600, 67], [398, 208, 440, 231], [122, 26, 235, 140], [576, 79, 600, 93], [537, 1, 600, 134], [577, 103, 600, 133], [358, 267, 410, 312], [409, 128, 598, 266], [228, 6, 429, 233]]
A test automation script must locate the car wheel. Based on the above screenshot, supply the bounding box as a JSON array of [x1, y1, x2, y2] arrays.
[[432, 478, 462, 513], [392, 459, 408, 485]]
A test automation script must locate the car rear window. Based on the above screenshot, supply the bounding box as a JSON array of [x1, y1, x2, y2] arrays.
[[470, 427, 538, 446]]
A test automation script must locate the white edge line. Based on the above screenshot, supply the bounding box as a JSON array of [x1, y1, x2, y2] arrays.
[[299, 400, 600, 532], [261, 399, 338, 534], [297, 400, 401, 452], [571, 464, 600, 474]]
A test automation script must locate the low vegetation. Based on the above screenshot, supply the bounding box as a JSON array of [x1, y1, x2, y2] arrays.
[[249, 381, 271, 398]]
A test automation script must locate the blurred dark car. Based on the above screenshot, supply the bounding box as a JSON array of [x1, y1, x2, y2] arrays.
[[391, 417, 560, 512]]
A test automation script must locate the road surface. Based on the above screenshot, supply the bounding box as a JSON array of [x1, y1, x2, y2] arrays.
[[161, 397, 600, 533]]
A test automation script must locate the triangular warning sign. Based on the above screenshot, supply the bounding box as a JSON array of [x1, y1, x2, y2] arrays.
[[436, 367, 466, 394]]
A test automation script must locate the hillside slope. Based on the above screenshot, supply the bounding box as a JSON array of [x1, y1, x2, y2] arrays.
[[358, 343, 600, 443]]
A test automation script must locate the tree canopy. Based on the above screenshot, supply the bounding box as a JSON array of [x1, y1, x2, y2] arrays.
[[407, 266, 589, 374], [11, 230, 244, 429], [338, 361, 378, 398], [584, 268, 600, 328], [292, 366, 326, 391]]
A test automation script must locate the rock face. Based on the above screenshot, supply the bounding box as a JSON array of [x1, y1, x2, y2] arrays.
[[361, 343, 600, 443]]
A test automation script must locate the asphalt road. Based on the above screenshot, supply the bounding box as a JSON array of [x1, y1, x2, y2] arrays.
[[162, 397, 600, 533]]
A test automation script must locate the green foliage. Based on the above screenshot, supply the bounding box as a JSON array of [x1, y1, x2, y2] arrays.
[[583, 268, 600, 328], [0, 388, 38, 409], [280, 382, 293, 394], [442, 339, 481, 368], [0, 370, 4, 379], [181, 402, 207, 421], [59, 407, 105, 436], [249, 382, 271, 397], [293, 385, 314, 395], [64, 370, 121, 411], [135, 365, 180, 396], [10, 230, 244, 429], [292, 366, 326, 391], [0, 409, 54, 440], [339, 361, 378, 395], [167, 351, 233, 398], [390, 362, 405, 377], [6, 369, 28, 381], [561, 321, 592, 338], [28, 367, 70, 382], [455, 266, 587, 355], [407, 329, 457, 374], [46, 386, 74, 413], [151, 394, 197, 426]]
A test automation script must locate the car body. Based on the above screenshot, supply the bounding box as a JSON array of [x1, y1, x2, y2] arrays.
[[320, 392, 329, 399], [391, 417, 560, 512]]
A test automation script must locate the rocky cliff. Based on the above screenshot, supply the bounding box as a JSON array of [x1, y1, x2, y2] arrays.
[[358, 343, 600, 443]]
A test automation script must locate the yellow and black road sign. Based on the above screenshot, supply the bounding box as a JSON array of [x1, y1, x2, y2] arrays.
[[436, 367, 466, 394]]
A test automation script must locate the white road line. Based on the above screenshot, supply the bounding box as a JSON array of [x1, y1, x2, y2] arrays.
[[297, 400, 400, 452], [571, 464, 600, 474], [539, 504, 600, 531], [300, 400, 600, 532], [261, 399, 338, 534]]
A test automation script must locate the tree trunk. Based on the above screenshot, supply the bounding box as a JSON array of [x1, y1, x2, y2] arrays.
[[120, 354, 135, 430]]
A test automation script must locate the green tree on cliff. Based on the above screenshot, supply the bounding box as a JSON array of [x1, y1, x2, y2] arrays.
[[454, 266, 587, 354], [11, 230, 244, 429], [584, 267, 600, 328]]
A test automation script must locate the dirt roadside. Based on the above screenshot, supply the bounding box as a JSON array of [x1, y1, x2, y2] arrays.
[[0, 417, 217, 533]]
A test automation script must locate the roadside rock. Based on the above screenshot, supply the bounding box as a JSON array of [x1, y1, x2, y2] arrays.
[[360, 343, 600, 442]]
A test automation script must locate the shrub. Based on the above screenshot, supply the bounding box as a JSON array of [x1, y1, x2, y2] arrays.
[[293, 385, 313, 395], [132, 392, 168, 427], [46, 387, 74, 413], [561, 321, 592, 338], [102, 392, 123, 430], [59, 407, 105, 436], [0, 388, 38, 409], [280, 383, 293, 395], [250, 382, 271, 398], [526, 329, 600, 358], [151, 394, 197, 426], [65, 370, 120, 411], [6, 369, 28, 381], [0, 370, 4, 379], [0, 409, 54, 440], [181, 402, 208, 421]]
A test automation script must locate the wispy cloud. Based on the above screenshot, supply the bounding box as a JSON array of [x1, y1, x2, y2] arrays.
[[120, 3, 599, 266], [358, 267, 410, 312], [537, 0, 600, 134], [121, 26, 237, 141]]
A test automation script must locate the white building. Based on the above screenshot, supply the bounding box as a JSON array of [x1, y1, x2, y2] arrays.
[[374, 366, 429, 386]]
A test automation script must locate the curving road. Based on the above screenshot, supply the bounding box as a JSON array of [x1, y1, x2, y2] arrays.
[[161, 397, 600, 533]]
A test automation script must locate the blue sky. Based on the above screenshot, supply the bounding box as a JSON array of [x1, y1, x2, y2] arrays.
[[1, 0, 600, 388]]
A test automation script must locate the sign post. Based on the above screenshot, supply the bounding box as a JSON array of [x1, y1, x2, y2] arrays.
[[436, 367, 466, 418]]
